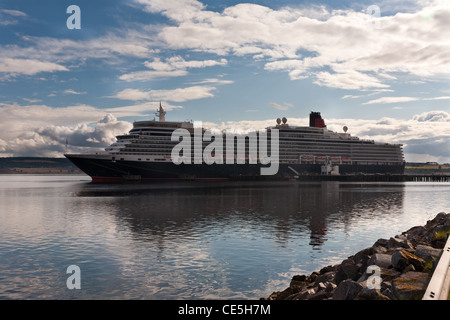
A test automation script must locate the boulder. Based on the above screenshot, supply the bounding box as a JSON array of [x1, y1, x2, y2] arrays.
[[290, 274, 310, 288], [314, 271, 335, 285], [353, 247, 375, 266], [404, 226, 429, 242], [318, 265, 336, 274], [378, 267, 401, 281], [367, 253, 392, 269], [287, 288, 316, 300], [381, 287, 395, 300], [392, 271, 430, 300], [373, 238, 389, 248], [388, 236, 413, 250], [414, 244, 442, 261], [332, 279, 363, 300], [355, 287, 390, 300], [335, 258, 361, 284], [270, 287, 295, 300], [308, 290, 331, 300], [391, 249, 425, 271], [425, 212, 449, 231], [325, 282, 337, 293]]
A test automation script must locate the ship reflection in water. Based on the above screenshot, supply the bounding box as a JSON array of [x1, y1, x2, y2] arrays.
[[67, 180, 407, 299], [73, 181, 404, 250], [4, 176, 450, 300]]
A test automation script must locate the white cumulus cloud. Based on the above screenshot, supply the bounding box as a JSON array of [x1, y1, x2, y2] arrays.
[[133, 0, 450, 90]]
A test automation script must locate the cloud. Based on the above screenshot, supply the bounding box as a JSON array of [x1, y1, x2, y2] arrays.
[[363, 95, 450, 105], [0, 102, 135, 157], [269, 102, 293, 110], [105, 101, 183, 117], [0, 9, 27, 26], [134, 0, 450, 90], [0, 103, 103, 138], [12, 33, 157, 61], [363, 96, 421, 105], [135, 0, 206, 22], [119, 69, 188, 82], [114, 85, 217, 102], [314, 70, 390, 90], [38, 114, 132, 149], [114, 88, 153, 101], [22, 98, 42, 103], [119, 56, 227, 81], [64, 89, 86, 95], [0, 9, 27, 17], [413, 110, 450, 122], [0, 31, 159, 80], [189, 78, 234, 85], [342, 95, 363, 99], [144, 56, 227, 70], [0, 58, 68, 76], [4, 0, 448, 93], [328, 111, 450, 163], [425, 96, 450, 101]]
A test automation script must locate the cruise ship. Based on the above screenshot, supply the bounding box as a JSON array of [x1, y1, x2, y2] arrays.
[[65, 105, 405, 182]]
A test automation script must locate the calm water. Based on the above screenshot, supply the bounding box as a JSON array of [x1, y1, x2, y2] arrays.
[[0, 174, 449, 300]]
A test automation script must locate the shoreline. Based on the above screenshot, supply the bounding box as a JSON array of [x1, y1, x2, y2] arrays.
[[263, 212, 450, 300]]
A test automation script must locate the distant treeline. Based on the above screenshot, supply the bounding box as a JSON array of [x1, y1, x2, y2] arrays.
[[0, 157, 81, 174], [0, 157, 75, 168]]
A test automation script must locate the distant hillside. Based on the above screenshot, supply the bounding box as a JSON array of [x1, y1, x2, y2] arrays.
[[0, 157, 82, 174]]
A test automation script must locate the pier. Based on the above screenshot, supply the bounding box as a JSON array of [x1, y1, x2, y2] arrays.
[[296, 174, 450, 182]]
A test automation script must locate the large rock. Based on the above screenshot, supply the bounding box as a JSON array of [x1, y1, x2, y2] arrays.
[[332, 280, 363, 300], [353, 247, 375, 267], [388, 236, 413, 250], [392, 271, 430, 300], [414, 244, 442, 261], [355, 286, 390, 300], [290, 274, 310, 288], [379, 267, 401, 281], [373, 238, 389, 248], [286, 287, 315, 300], [425, 212, 449, 231], [404, 226, 429, 245], [335, 258, 361, 284], [314, 271, 335, 285], [391, 249, 425, 271], [367, 253, 392, 269]]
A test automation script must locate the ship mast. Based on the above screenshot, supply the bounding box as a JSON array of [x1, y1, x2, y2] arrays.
[[155, 101, 166, 122]]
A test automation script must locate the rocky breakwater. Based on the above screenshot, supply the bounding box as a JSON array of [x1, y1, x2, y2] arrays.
[[265, 212, 450, 300]]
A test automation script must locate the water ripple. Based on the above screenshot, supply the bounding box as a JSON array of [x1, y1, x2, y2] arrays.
[[1, 176, 450, 299]]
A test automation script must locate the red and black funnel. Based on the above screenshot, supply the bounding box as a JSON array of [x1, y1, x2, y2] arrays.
[[309, 111, 326, 128]]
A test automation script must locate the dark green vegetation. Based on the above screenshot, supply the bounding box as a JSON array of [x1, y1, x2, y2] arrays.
[[0, 157, 81, 174]]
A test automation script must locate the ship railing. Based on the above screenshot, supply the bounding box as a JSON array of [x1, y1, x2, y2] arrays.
[[423, 235, 450, 300]]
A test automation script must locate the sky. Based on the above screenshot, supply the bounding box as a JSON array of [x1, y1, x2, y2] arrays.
[[0, 0, 449, 163]]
